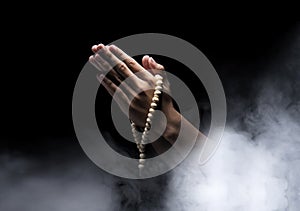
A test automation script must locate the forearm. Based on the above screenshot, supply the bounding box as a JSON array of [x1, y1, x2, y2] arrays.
[[151, 107, 206, 154]]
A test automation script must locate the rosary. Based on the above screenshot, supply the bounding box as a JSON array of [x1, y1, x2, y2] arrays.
[[130, 74, 164, 172]]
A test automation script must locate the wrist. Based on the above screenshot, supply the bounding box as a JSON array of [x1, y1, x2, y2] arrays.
[[162, 107, 181, 144]]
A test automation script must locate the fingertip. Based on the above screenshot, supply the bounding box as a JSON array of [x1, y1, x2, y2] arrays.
[[149, 57, 155, 64], [142, 55, 150, 63], [108, 44, 116, 51], [89, 55, 94, 62], [95, 54, 100, 59], [97, 44, 104, 51], [143, 55, 150, 60], [142, 55, 150, 69], [149, 57, 164, 70], [92, 45, 98, 52], [149, 57, 156, 69]]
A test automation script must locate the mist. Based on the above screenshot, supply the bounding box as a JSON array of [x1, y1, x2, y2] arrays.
[[0, 155, 120, 211], [166, 110, 300, 210], [165, 28, 300, 210], [1, 30, 300, 210]]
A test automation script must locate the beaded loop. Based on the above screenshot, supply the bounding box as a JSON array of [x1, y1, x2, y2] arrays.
[[130, 74, 164, 170]]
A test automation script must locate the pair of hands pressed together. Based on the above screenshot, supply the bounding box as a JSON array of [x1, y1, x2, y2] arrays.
[[89, 44, 205, 154]]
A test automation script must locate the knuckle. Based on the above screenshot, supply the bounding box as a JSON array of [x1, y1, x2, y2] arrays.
[[125, 58, 136, 68], [117, 62, 127, 71]]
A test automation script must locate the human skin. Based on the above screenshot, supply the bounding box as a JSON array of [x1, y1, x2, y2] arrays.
[[89, 44, 206, 154]]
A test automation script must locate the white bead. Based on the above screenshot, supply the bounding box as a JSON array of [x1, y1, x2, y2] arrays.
[[142, 135, 148, 141], [155, 74, 163, 80], [152, 96, 159, 102], [156, 80, 163, 85], [155, 86, 163, 91], [131, 77, 166, 170], [154, 90, 161, 95], [150, 103, 157, 108]]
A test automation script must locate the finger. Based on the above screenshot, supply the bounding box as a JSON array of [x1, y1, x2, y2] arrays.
[[148, 57, 165, 74], [118, 80, 135, 99], [97, 74, 116, 96], [91, 45, 98, 53], [92, 44, 104, 53], [142, 55, 159, 75], [90, 52, 126, 89], [90, 44, 107, 71], [97, 74, 130, 116], [94, 53, 124, 85], [89, 55, 98, 69], [89, 55, 104, 72], [98, 72, 134, 99], [142, 55, 151, 70], [148, 57, 171, 91], [94, 53, 113, 72], [109, 45, 152, 78], [98, 45, 137, 79]]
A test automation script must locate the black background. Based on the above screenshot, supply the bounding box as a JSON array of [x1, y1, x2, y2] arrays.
[[2, 20, 298, 158]]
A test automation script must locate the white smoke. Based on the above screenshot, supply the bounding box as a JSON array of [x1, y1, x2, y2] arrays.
[[0, 156, 119, 211], [166, 114, 300, 210], [165, 28, 300, 211]]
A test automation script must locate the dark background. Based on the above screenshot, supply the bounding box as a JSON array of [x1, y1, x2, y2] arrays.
[[1, 21, 298, 158]]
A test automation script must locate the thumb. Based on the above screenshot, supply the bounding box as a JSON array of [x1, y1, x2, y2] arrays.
[[149, 57, 171, 93], [149, 57, 164, 75]]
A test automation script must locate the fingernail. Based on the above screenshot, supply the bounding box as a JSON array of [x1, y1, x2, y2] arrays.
[[109, 44, 115, 50], [150, 57, 156, 64], [97, 44, 104, 50]]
